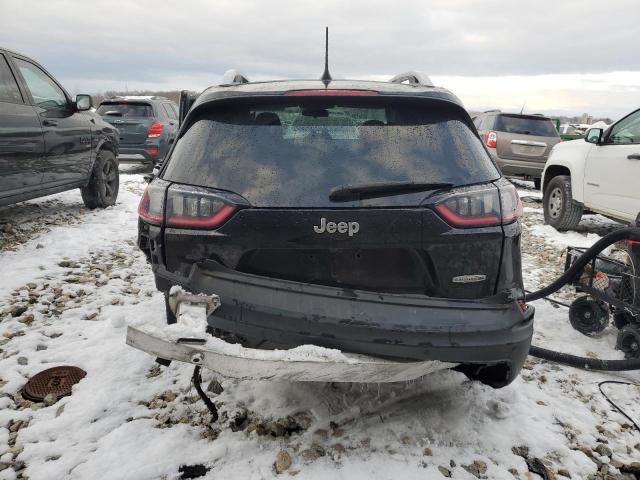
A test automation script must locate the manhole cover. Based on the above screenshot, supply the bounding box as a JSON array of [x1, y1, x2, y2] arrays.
[[22, 366, 86, 402]]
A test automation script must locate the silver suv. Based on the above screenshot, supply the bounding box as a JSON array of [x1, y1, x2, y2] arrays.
[[473, 111, 561, 189]]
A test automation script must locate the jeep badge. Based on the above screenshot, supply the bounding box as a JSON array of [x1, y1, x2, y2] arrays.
[[314, 218, 360, 236]]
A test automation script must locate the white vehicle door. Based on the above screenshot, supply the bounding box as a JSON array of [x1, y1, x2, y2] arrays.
[[584, 108, 640, 222]]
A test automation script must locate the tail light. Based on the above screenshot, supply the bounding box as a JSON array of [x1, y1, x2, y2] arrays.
[[165, 184, 236, 228], [138, 179, 168, 225], [147, 122, 163, 138], [484, 131, 497, 148], [434, 181, 522, 228], [138, 181, 238, 229]]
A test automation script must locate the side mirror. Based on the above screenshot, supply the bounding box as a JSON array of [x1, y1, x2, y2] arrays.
[[75, 94, 93, 111], [585, 128, 603, 144]]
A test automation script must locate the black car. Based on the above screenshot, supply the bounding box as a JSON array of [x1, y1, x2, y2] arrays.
[[138, 74, 534, 388], [96, 96, 179, 164], [0, 48, 119, 208]]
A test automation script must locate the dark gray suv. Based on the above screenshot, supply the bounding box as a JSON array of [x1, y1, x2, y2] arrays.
[[138, 74, 534, 388], [0, 47, 119, 208], [96, 96, 179, 164], [474, 111, 561, 189]]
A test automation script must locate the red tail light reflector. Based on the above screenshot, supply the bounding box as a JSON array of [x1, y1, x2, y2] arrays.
[[138, 180, 167, 225], [434, 185, 501, 227], [147, 121, 163, 138], [484, 131, 497, 148], [165, 184, 236, 229], [433, 180, 522, 228]]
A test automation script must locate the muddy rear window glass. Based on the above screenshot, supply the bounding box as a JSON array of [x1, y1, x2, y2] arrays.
[[96, 102, 153, 117], [494, 115, 559, 137], [163, 98, 500, 207]]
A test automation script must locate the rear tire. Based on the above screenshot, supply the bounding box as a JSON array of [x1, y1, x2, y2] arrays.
[[543, 175, 583, 231], [81, 149, 119, 209], [533, 178, 541, 190]]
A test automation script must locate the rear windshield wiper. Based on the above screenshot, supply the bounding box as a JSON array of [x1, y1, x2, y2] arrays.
[[329, 181, 453, 202]]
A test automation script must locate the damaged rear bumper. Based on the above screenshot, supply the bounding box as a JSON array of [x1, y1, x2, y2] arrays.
[[149, 262, 534, 377], [126, 324, 457, 383]]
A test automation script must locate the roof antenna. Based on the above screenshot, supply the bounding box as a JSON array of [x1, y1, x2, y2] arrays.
[[321, 27, 332, 87], [520, 103, 526, 114]]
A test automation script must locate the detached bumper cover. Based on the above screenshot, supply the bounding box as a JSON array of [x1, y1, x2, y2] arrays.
[[126, 325, 456, 383], [153, 262, 534, 369]]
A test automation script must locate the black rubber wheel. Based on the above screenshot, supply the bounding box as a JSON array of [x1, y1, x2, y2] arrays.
[[533, 178, 541, 190], [543, 175, 583, 231], [616, 324, 640, 358], [613, 311, 634, 330], [569, 296, 610, 336], [81, 149, 119, 209]]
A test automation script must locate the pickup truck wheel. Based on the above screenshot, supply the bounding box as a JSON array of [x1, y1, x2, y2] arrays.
[[81, 149, 119, 209], [543, 175, 583, 231]]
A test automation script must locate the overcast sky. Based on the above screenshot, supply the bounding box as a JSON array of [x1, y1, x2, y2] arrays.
[[1, 0, 639, 118]]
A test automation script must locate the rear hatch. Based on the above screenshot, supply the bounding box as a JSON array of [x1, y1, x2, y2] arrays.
[[494, 114, 560, 163], [96, 101, 155, 146], [155, 94, 516, 300]]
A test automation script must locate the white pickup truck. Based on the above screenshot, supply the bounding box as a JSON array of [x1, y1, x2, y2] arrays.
[[541, 108, 640, 230]]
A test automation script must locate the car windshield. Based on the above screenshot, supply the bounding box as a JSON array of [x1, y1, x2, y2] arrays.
[[96, 102, 153, 117], [162, 98, 500, 207], [494, 115, 559, 137]]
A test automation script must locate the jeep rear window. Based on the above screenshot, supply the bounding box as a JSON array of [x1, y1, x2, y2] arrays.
[[96, 102, 153, 117], [494, 115, 559, 137], [162, 98, 500, 207]]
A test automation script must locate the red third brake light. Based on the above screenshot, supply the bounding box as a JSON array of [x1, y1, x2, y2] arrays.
[[285, 90, 379, 96], [484, 131, 497, 148], [147, 121, 163, 138]]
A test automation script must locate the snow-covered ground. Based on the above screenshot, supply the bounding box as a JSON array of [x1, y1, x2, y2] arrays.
[[0, 174, 638, 480]]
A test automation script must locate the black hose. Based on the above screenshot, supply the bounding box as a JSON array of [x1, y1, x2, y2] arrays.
[[192, 365, 219, 422], [598, 381, 640, 433], [529, 345, 640, 371], [525, 226, 640, 302], [526, 227, 640, 371]]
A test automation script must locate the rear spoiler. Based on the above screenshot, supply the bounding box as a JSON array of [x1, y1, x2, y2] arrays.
[[179, 90, 199, 125]]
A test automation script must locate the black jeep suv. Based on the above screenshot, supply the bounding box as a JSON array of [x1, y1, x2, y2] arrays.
[[138, 75, 534, 387], [0, 48, 119, 208]]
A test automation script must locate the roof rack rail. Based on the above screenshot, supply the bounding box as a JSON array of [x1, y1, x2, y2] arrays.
[[483, 109, 501, 113], [220, 69, 250, 85], [389, 71, 434, 87]]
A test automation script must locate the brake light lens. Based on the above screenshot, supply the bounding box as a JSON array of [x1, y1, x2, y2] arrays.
[[147, 122, 163, 138], [165, 184, 236, 229], [285, 90, 379, 96], [499, 181, 524, 224], [484, 131, 497, 148], [433, 181, 522, 228], [138, 180, 167, 225], [434, 185, 501, 227]]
